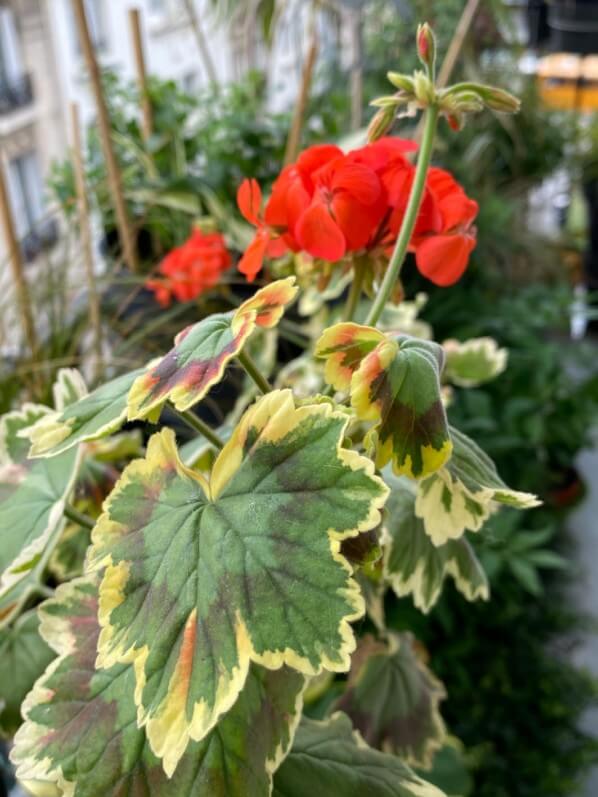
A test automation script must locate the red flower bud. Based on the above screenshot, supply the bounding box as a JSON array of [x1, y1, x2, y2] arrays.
[[416, 23, 436, 73]]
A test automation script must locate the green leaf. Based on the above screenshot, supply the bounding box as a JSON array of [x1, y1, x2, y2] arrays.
[[0, 610, 54, 738], [272, 713, 447, 796], [442, 337, 507, 388], [0, 404, 51, 472], [415, 427, 540, 545], [24, 369, 144, 458], [51, 368, 87, 411], [355, 334, 451, 478], [0, 445, 80, 609], [383, 480, 488, 613], [87, 389, 388, 773], [127, 278, 298, 419], [12, 578, 305, 793], [336, 633, 447, 767]]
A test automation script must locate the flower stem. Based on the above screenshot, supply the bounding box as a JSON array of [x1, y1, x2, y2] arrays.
[[63, 503, 95, 530], [365, 104, 439, 327], [175, 409, 225, 449], [237, 349, 273, 394], [342, 263, 366, 322]]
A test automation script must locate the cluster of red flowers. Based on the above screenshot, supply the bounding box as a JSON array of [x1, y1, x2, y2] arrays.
[[237, 138, 478, 287], [146, 229, 232, 307]]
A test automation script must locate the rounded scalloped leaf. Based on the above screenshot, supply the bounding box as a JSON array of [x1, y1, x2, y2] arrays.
[[415, 426, 541, 545], [315, 322, 385, 392], [0, 404, 50, 472], [352, 335, 452, 479], [87, 389, 388, 772], [442, 337, 507, 388], [335, 633, 447, 768], [272, 713, 447, 797], [127, 278, 298, 420], [52, 368, 88, 412], [24, 369, 144, 458], [11, 577, 305, 794], [383, 478, 489, 613]]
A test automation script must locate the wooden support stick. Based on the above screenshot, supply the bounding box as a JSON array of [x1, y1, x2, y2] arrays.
[[182, 0, 218, 86], [70, 102, 103, 379], [283, 20, 318, 166], [129, 8, 153, 141], [436, 0, 482, 89], [71, 0, 140, 273], [0, 158, 38, 360], [349, 9, 363, 131]]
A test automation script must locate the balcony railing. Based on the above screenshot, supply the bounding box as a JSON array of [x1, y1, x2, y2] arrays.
[[0, 74, 33, 116], [21, 218, 59, 263]]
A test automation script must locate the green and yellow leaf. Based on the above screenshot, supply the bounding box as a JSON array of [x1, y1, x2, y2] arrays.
[[11, 578, 305, 793], [336, 633, 446, 768], [24, 369, 144, 458], [87, 389, 387, 771], [442, 337, 508, 387], [0, 610, 54, 738], [51, 368, 87, 411], [352, 335, 452, 479], [0, 445, 80, 607], [127, 277, 298, 419], [315, 322, 385, 392], [0, 404, 50, 475], [383, 479, 489, 613], [272, 713, 447, 797], [416, 427, 540, 545]]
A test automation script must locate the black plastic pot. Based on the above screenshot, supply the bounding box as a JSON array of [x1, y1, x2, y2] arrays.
[[548, 0, 598, 54]]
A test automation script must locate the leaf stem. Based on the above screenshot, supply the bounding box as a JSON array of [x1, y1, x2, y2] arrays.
[[63, 503, 95, 530], [365, 104, 440, 327], [342, 263, 366, 322], [175, 409, 225, 449], [237, 349, 273, 394]]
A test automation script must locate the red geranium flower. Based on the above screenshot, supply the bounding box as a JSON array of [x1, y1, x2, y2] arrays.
[[235, 140, 478, 288], [412, 168, 478, 286], [146, 228, 232, 307]]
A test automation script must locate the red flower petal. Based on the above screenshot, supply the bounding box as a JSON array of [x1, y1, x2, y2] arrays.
[[332, 193, 387, 251], [415, 233, 476, 286], [331, 163, 381, 205], [296, 202, 346, 261], [238, 230, 269, 282], [296, 144, 343, 184], [237, 178, 262, 225]]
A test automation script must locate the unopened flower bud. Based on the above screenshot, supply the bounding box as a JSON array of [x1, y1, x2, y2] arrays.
[[367, 106, 395, 142], [413, 70, 435, 105], [387, 72, 416, 94], [479, 86, 520, 113], [446, 113, 463, 132], [416, 22, 436, 73], [370, 94, 401, 109]]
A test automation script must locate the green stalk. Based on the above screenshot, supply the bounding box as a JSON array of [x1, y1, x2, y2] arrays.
[[237, 349, 273, 394], [175, 409, 225, 449], [63, 503, 95, 530], [342, 262, 366, 322], [365, 104, 440, 327]]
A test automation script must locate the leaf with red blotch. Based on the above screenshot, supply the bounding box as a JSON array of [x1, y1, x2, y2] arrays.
[[127, 277, 298, 419]]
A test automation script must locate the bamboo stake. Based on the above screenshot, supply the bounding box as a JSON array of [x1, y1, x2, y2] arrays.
[[436, 0, 482, 89], [71, 0, 140, 273], [0, 158, 38, 360], [129, 8, 153, 141], [349, 8, 363, 131], [70, 102, 103, 380], [283, 17, 318, 166], [182, 0, 218, 86]]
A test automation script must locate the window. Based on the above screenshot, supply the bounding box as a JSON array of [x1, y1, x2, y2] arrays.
[[8, 151, 45, 239], [0, 7, 25, 86]]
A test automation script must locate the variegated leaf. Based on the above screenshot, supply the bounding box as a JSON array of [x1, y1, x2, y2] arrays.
[[315, 322, 385, 392], [24, 369, 144, 458], [272, 713, 447, 797], [442, 337, 507, 387], [383, 479, 489, 613], [128, 277, 298, 419], [11, 578, 305, 793], [416, 426, 540, 545], [0, 444, 80, 611], [0, 404, 51, 476], [352, 335, 452, 479], [87, 389, 387, 772], [51, 368, 87, 412], [336, 633, 446, 768], [0, 610, 54, 738]]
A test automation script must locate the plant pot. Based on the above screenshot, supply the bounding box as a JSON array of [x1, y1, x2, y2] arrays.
[[546, 464, 586, 508]]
